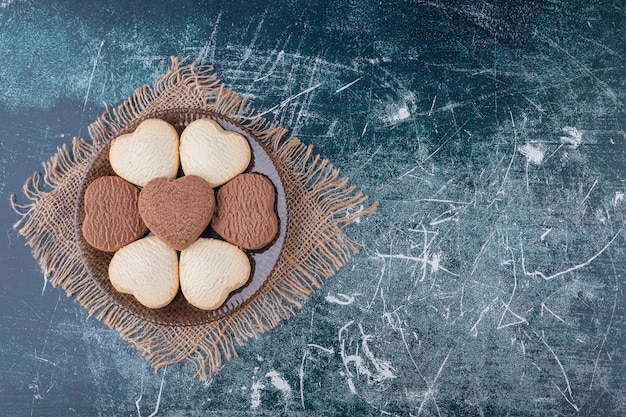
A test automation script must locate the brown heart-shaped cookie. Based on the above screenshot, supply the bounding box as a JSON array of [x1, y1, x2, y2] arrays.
[[138, 175, 215, 251], [82, 176, 147, 252], [212, 173, 279, 251]]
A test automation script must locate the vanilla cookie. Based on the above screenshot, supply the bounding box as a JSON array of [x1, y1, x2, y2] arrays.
[[179, 238, 250, 310], [179, 118, 251, 188], [109, 118, 180, 187], [108, 236, 179, 309]]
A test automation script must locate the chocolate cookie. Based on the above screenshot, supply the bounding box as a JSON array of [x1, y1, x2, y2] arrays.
[[212, 173, 279, 250], [82, 176, 147, 252], [138, 175, 215, 251]]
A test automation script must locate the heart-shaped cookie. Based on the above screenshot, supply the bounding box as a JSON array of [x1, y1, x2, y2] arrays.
[[138, 175, 215, 251], [179, 238, 251, 310], [108, 236, 179, 309], [212, 173, 279, 250], [109, 118, 180, 187], [179, 118, 251, 188], [82, 176, 147, 252]]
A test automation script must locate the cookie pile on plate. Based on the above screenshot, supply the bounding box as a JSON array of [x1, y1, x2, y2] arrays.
[[81, 118, 279, 310]]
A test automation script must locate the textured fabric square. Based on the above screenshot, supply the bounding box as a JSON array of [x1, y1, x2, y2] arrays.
[[12, 58, 377, 379]]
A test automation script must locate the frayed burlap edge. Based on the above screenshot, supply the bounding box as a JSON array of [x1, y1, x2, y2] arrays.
[[11, 57, 377, 379]]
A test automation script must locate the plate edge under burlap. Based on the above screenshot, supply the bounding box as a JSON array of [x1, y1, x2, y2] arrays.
[[11, 57, 378, 379]]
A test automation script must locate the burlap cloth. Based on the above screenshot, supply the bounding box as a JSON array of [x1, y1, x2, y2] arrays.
[[11, 57, 377, 379]]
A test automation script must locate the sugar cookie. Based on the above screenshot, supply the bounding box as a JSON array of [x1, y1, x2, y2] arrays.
[[108, 236, 179, 309], [179, 238, 250, 310], [179, 118, 251, 188], [109, 118, 180, 187]]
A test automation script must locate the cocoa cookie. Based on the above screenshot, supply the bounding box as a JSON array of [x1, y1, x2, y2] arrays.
[[82, 176, 147, 252], [138, 175, 215, 251], [212, 173, 279, 250]]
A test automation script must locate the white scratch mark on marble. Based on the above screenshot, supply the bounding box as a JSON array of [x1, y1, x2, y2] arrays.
[[300, 342, 335, 409], [258, 82, 323, 116], [541, 302, 567, 324], [238, 15, 265, 70], [521, 230, 620, 280], [254, 48, 286, 82], [307, 344, 335, 354], [136, 366, 167, 417], [428, 95, 437, 117], [519, 143, 545, 165], [79, 39, 105, 137], [147, 366, 166, 417], [326, 293, 358, 305], [368, 257, 386, 309], [135, 374, 144, 417], [361, 121, 369, 137], [41, 274, 48, 296], [346, 377, 357, 394], [266, 370, 292, 407], [470, 299, 498, 337], [497, 253, 528, 330], [344, 204, 366, 224], [579, 177, 599, 208], [385, 105, 411, 124], [488, 109, 518, 208], [471, 231, 493, 277], [414, 198, 472, 205], [135, 374, 143, 417], [197, 13, 222, 64], [429, 211, 459, 226], [417, 350, 450, 416], [250, 378, 265, 409], [538, 332, 579, 411], [560, 126, 583, 148], [359, 145, 382, 173], [590, 260, 619, 389], [358, 322, 397, 384], [373, 252, 459, 278], [338, 321, 397, 394], [209, 12, 222, 64], [335, 76, 363, 93], [299, 350, 307, 409]]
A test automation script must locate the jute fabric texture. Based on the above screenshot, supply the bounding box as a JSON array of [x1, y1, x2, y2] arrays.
[[12, 58, 377, 379]]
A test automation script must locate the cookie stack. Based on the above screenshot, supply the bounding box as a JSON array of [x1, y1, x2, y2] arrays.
[[82, 118, 280, 310]]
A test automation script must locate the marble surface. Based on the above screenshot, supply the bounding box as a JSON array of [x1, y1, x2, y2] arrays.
[[1, 1, 625, 415]]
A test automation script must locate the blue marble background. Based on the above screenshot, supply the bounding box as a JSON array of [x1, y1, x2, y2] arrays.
[[1, 1, 625, 415]]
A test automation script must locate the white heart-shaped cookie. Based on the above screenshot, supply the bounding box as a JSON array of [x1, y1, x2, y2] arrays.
[[179, 119, 251, 188], [109, 118, 180, 187], [179, 238, 251, 310], [108, 236, 179, 309]]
